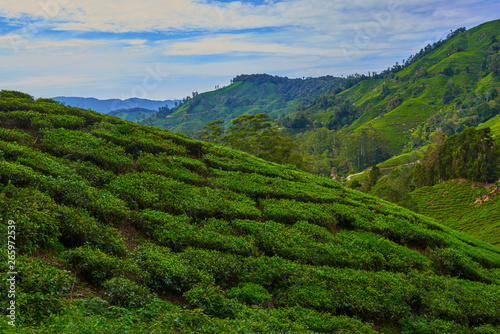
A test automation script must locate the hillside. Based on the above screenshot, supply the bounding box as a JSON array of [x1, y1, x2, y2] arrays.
[[479, 114, 500, 138], [283, 20, 500, 174], [52, 96, 176, 114], [108, 107, 156, 122], [138, 74, 343, 137], [1, 90, 500, 333], [412, 179, 500, 247]]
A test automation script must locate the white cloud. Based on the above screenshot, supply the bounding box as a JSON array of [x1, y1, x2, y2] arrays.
[[1, 0, 499, 99]]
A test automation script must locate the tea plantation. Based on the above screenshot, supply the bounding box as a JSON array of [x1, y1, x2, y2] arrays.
[[1, 90, 500, 333]]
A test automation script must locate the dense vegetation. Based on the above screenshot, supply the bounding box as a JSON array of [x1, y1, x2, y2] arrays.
[[179, 21, 500, 179], [1, 90, 500, 333], [138, 74, 343, 136], [108, 107, 156, 122], [198, 114, 306, 169], [414, 127, 498, 186], [346, 119, 500, 246], [412, 179, 500, 247], [281, 20, 500, 176]]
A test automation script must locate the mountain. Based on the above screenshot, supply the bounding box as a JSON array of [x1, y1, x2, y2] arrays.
[[138, 74, 343, 136], [52, 96, 177, 114], [1, 90, 500, 333], [287, 20, 500, 159], [108, 107, 157, 122]]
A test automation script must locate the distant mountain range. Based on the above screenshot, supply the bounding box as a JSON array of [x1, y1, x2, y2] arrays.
[[52, 96, 178, 114]]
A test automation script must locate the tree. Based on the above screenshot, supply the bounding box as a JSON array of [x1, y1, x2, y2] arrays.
[[367, 165, 381, 190], [439, 127, 497, 183], [413, 132, 446, 187], [198, 120, 225, 144], [198, 114, 307, 169], [442, 81, 461, 104]]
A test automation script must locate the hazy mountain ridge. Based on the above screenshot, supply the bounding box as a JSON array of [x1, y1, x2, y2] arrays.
[[52, 96, 177, 114]]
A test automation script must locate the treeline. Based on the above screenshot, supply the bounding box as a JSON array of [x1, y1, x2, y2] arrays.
[[347, 127, 499, 212], [197, 113, 305, 169], [281, 94, 362, 131], [232, 74, 343, 102], [414, 127, 499, 186], [295, 126, 391, 177]]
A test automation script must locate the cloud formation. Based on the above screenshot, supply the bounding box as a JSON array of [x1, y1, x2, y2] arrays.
[[0, 0, 499, 99]]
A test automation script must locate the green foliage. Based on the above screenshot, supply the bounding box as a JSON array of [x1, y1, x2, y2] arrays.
[[41, 128, 134, 173], [367, 165, 381, 190], [296, 125, 391, 175], [415, 127, 498, 187], [139, 75, 343, 136], [227, 283, 272, 307], [439, 127, 498, 182], [184, 283, 243, 318], [0, 185, 61, 252], [199, 113, 306, 168], [57, 205, 127, 256], [2, 86, 500, 333], [412, 179, 500, 246], [103, 277, 155, 308], [64, 245, 146, 285], [0, 254, 73, 325]]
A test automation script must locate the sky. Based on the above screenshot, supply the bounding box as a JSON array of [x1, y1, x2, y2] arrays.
[[0, 0, 499, 101]]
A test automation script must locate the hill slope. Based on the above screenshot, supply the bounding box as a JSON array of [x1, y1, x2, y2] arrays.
[[287, 20, 500, 161], [1, 90, 500, 333], [412, 179, 500, 247], [108, 107, 157, 122], [139, 74, 343, 136]]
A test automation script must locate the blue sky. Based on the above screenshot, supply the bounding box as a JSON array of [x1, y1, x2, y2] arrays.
[[0, 0, 499, 100]]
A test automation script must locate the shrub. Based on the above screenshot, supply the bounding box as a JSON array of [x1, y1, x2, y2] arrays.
[[184, 283, 243, 318], [138, 210, 256, 256], [57, 205, 127, 256], [0, 186, 61, 252], [103, 277, 155, 309], [0, 253, 73, 325], [227, 283, 271, 307], [41, 128, 134, 173], [133, 243, 214, 293], [64, 245, 146, 285]]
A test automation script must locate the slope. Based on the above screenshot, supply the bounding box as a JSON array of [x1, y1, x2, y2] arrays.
[[412, 179, 500, 247], [108, 107, 156, 122], [139, 74, 343, 137], [291, 19, 500, 156], [1, 90, 500, 333]]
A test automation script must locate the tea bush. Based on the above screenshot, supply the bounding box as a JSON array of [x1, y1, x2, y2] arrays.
[[64, 245, 146, 285], [103, 277, 155, 308], [227, 283, 271, 307]]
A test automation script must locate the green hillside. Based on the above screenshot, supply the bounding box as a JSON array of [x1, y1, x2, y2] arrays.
[[108, 107, 156, 122], [479, 115, 500, 138], [412, 180, 500, 247], [285, 20, 500, 174], [138, 74, 343, 137], [1, 90, 500, 333]]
